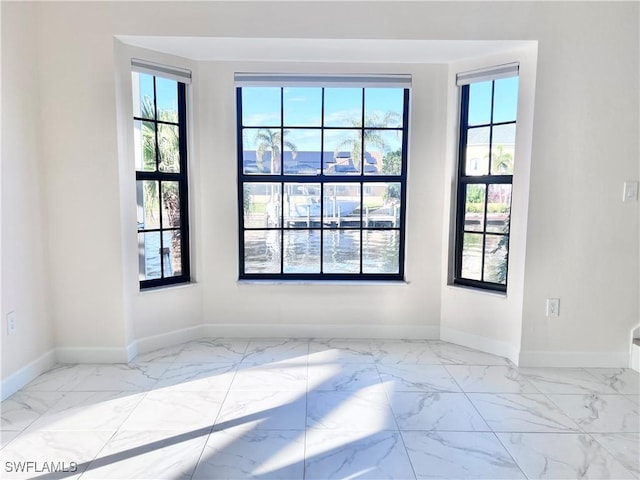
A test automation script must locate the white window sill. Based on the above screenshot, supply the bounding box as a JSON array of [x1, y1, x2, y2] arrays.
[[237, 280, 409, 287], [446, 283, 508, 298], [138, 281, 198, 294]]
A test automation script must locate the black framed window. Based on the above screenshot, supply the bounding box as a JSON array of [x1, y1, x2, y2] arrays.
[[237, 80, 409, 280], [454, 69, 519, 292], [133, 67, 190, 288]]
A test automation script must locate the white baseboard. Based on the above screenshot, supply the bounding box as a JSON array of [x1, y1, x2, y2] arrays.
[[519, 350, 629, 368], [95, 323, 440, 365], [55, 347, 130, 364], [440, 327, 520, 364], [124, 323, 437, 362], [1, 349, 56, 401], [201, 323, 440, 340], [126, 341, 138, 363], [128, 325, 204, 359], [631, 342, 639, 372]]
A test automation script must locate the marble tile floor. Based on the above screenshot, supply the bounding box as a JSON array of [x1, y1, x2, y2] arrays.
[[1, 338, 638, 479]]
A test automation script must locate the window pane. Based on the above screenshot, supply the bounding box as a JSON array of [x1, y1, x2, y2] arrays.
[[363, 230, 399, 274], [487, 184, 511, 233], [283, 87, 321, 126], [324, 88, 362, 127], [155, 77, 178, 123], [243, 128, 282, 174], [461, 233, 483, 280], [465, 126, 490, 176], [283, 230, 320, 273], [162, 230, 182, 277], [133, 72, 155, 119], [284, 129, 321, 175], [283, 183, 320, 228], [241, 87, 281, 127], [464, 184, 485, 232], [364, 130, 402, 175], [483, 234, 508, 284], [324, 129, 361, 175], [324, 183, 360, 227], [490, 125, 516, 175], [363, 182, 400, 228], [244, 230, 281, 274], [244, 183, 281, 228], [158, 123, 180, 173], [138, 231, 161, 280], [323, 230, 360, 273], [134, 120, 156, 172], [364, 88, 403, 128], [492, 77, 519, 123], [136, 180, 159, 229], [161, 182, 181, 228], [468, 80, 492, 126]]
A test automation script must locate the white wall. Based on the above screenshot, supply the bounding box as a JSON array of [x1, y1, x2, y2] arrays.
[[194, 60, 444, 339], [1, 3, 55, 396], [114, 53, 445, 346], [440, 46, 538, 364], [1, 2, 637, 378], [518, 3, 639, 366]]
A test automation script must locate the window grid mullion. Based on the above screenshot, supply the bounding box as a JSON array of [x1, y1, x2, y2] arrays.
[[480, 184, 489, 282], [280, 181, 285, 274], [466, 119, 514, 130], [459, 175, 512, 184], [280, 88, 284, 176], [137, 172, 187, 182], [133, 117, 179, 128], [360, 88, 365, 178], [152, 77, 166, 279], [359, 181, 364, 274], [478, 81, 494, 282], [279, 88, 285, 274], [239, 174, 402, 183], [240, 125, 404, 131], [359, 89, 365, 274], [488, 81, 496, 175], [320, 87, 325, 274]]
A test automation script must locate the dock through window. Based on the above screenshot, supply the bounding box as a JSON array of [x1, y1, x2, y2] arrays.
[[236, 74, 410, 280], [132, 60, 191, 289], [453, 64, 519, 292]]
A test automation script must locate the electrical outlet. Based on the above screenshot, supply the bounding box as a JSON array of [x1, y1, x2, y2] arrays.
[[7, 311, 17, 335], [623, 181, 639, 202], [546, 298, 560, 318]]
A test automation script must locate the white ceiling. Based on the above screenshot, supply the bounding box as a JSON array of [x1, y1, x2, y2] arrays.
[[116, 36, 532, 63]]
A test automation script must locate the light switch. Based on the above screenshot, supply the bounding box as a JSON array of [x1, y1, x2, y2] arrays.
[[623, 181, 639, 202], [7, 311, 16, 335]]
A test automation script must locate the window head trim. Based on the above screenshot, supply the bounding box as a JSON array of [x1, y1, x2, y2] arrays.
[[132, 58, 192, 84], [235, 73, 411, 88], [456, 62, 519, 86]]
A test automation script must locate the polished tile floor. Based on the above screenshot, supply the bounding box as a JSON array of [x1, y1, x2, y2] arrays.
[[1, 338, 638, 479]]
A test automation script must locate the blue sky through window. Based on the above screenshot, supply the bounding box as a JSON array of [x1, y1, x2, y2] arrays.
[[136, 73, 179, 117], [468, 77, 519, 126], [241, 87, 405, 151]]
